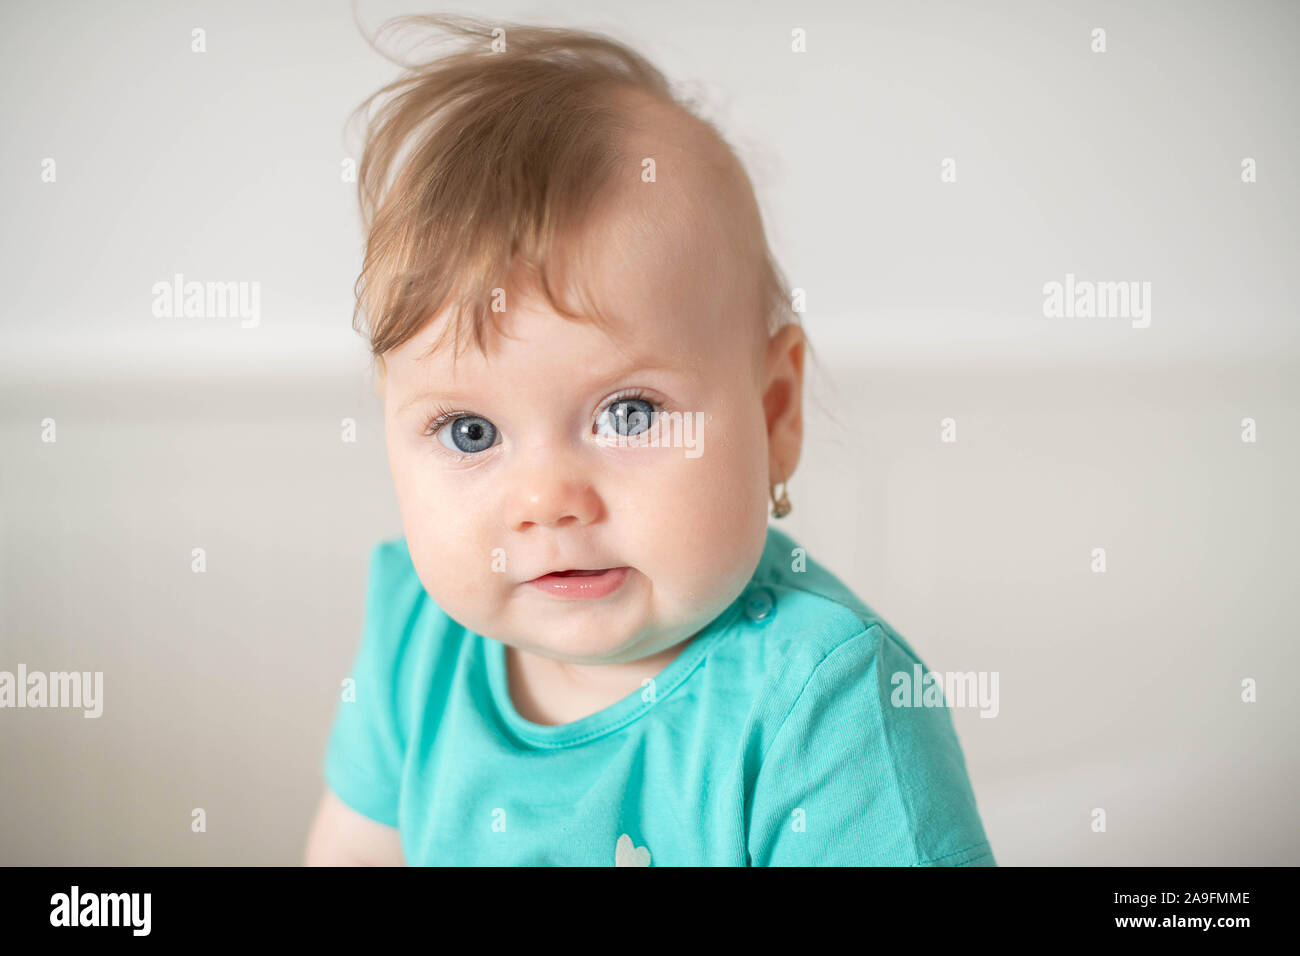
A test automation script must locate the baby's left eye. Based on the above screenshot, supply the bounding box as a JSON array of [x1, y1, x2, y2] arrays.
[[596, 397, 657, 438]]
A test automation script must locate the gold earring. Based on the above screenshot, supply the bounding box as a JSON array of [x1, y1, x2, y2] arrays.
[[770, 480, 791, 518]]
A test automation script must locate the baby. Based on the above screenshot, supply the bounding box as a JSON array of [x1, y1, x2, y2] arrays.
[[306, 14, 994, 866]]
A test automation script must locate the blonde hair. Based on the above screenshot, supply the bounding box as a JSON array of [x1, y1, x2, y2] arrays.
[[349, 14, 795, 368]]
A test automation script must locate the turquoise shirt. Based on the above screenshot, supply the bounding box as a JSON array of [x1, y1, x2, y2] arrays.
[[322, 525, 995, 866]]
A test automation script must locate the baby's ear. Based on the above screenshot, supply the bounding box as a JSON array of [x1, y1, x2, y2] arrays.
[[763, 322, 806, 481]]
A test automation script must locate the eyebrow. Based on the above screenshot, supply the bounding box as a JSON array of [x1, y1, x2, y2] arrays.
[[395, 356, 680, 415]]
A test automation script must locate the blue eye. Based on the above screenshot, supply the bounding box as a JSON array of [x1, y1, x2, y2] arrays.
[[597, 397, 656, 437], [438, 415, 499, 454]]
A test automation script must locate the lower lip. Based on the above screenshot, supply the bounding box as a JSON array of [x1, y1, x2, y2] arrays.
[[527, 567, 630, 599]]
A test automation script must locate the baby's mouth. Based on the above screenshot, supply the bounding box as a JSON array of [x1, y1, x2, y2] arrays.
[[526, 566, 631, 599]]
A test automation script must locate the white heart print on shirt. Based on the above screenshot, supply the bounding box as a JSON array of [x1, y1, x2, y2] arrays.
[[614, 833, 651, 867]]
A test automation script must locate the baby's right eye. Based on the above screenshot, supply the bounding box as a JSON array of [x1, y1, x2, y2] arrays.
[[436, 415, 499, 454]]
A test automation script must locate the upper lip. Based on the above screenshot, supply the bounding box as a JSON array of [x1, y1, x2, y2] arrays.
[[527, 566, 623, 581]]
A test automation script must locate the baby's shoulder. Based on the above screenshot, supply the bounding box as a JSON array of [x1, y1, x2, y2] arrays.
[[743, 525, 920, 670], [364, 536, 426, 620], [359, 536, 468, 665]]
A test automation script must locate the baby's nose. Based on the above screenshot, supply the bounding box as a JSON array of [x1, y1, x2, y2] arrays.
[[506, 477, 603, 532]]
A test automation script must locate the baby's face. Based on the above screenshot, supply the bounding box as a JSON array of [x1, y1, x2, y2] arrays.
[[382, 218, 790, 665]]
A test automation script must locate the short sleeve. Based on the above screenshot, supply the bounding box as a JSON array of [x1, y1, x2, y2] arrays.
[[322, 541, 421, 828], [747, 625, 995, 866]]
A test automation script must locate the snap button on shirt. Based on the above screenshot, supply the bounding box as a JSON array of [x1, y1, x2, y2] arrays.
[[743, 587, 776, 622]]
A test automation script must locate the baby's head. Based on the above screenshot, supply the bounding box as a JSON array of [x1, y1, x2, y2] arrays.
[[353, 16, 806, 665]]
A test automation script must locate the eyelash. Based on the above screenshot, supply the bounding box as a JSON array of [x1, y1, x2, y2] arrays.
[[422, 403, 467, 439], [599, 388, 659, 424], [421, 389, 660, 442]]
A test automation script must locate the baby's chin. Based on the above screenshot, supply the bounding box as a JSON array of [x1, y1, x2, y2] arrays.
[[431, 570, 688, 665], [426, 559, 747, 665], [495, 571, 670, 663]]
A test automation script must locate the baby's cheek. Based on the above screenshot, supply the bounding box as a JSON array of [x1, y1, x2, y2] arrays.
[[636, 432, 768, 596], [393, 465, 498, 625], [410, 539, 497, 636]]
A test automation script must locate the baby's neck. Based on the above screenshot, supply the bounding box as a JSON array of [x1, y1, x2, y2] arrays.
[[504, 639, 693, 727]]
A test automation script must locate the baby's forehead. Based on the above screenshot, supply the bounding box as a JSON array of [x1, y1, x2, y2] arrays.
[[552, 217, 755, 370], [559, 114, 765, 345], [396, 267, 743, 396]]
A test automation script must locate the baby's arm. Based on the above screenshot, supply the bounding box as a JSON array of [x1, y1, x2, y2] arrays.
[[304, 787, 405, 866], [313, 541, 420, 865]]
